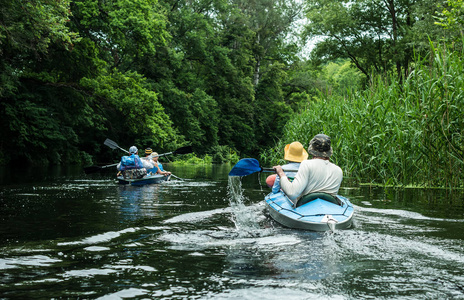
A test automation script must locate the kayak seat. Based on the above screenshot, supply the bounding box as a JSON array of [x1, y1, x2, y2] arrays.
[[296, 192, 342, 208]]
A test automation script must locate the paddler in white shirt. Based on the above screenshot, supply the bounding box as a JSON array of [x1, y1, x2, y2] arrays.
[[273, 134, 343, 205]]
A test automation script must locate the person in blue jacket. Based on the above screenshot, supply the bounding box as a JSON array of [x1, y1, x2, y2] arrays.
[[147, 152, 171, 176]]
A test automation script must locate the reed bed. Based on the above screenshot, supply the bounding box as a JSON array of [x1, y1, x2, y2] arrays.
[[262, 45, 464, 188]]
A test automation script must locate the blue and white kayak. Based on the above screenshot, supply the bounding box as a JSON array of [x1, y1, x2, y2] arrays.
[[117, 174, 171, 186], [265, 191, 354, 231]]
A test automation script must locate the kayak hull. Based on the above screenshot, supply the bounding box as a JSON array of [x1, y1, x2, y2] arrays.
[[117, 174, 170, 186], [265, 191, 354, 231]]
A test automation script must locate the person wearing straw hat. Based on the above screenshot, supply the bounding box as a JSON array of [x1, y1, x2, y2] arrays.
[[273, 134, 343, 204], [267, 141, 308, 194]]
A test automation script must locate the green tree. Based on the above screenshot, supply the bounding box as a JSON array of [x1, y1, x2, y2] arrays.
[[303, 0, 442, 79], [71, 0, 168, 69], [0, 0, 83, 164], [146, 0, 257, 155], [435, 0, 464, 49]]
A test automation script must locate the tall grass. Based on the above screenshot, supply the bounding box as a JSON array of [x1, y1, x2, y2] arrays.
[[262, 44, 464, 188]]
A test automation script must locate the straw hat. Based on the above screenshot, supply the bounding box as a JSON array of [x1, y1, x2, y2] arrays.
[[284, 142, 308, 162]]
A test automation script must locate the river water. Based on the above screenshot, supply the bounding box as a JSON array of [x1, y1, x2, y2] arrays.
[[0, 164, 463, 299]]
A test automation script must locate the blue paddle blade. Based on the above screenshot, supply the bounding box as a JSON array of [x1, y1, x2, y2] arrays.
[[228, 158, 262, 176]]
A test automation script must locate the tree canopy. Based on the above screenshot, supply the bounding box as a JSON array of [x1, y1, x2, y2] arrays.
[[0, 0, 461, 170]]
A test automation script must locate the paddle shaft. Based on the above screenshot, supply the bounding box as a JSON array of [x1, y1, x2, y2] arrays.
[[262, 167, 299, 173], [117, 146, 129, 154], [170, 174, 184, 181], [100, 163, 119, 169], [151, 152, 173, 158], [84, 163, 119, 174], [106, 140, 191, 157]]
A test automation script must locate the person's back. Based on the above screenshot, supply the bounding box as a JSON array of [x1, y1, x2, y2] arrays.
[[275, 134, 343, 204], [281, 158, 342, 201], [117, 146, 147, 179]]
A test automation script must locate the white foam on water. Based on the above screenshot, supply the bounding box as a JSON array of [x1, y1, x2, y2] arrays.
[[0, 255, 61, 270], [202, 277, 342, 300], [356, 205, 464, 222], [57, 227, 139, 246], [71, 179, 115, 183], [84, 246, 111, 252], [104, 264, 157, 272], [123, 242, 143, 247], [202, 287, 345, 300], [333, 230, 464, 265], [145, 226, 170, 230], [163, 207, 233, 224], [45, 182, 115, 190], [159, 231, 301, 250], [15, 278, 60, 285], [227, 176, 261, 232], [254, 235, 302, 246], [354, 213, 442, 233], [96, 288, 150, 300], [61, 268, 118, 278]]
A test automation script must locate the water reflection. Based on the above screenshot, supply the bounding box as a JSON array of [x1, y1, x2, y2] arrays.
[[0, 165, 463, 299], [118, 184, 166, 223]]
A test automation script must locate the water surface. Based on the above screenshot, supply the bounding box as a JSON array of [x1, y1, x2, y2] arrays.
[[0, 165, 463, 299]]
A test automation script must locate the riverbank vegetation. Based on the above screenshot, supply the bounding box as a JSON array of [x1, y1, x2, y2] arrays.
[[1, 0, 463, 187], [262, 44, 464, 188]]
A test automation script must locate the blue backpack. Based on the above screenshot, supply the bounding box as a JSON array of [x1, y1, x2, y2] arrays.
[[120, 154, 143, 171]]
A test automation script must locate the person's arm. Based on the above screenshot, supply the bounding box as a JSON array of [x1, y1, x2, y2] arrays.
[[151, 163, 170, 176], [275, 161, 309, 202]]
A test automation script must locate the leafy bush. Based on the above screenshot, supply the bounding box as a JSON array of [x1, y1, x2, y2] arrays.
[[171, 154, 213, 165]]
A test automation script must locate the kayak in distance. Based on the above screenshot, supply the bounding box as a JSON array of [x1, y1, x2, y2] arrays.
[[117, 174, 171, 186], [265, 191, 354, 231]]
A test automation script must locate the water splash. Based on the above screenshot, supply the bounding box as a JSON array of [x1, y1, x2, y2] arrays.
[[227, 176, 260, 235]]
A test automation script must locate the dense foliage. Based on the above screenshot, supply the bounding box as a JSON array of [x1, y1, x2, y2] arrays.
[[0, 0, 311, 165], [263, 44, 464, 188], [303, 0, 445, 80], [1, 0, 463, 187]]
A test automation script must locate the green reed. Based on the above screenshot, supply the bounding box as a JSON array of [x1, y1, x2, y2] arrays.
[[262, 44, 464, 188]]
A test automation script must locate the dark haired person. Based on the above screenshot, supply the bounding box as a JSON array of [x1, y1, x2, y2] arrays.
[[273, 134, 343, 205]]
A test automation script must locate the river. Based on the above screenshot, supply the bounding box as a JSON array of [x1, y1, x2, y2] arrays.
[[0, 164, 463, 299]]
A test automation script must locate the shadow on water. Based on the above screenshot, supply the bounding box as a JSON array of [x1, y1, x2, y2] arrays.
[[0, 164, 463, 299]]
